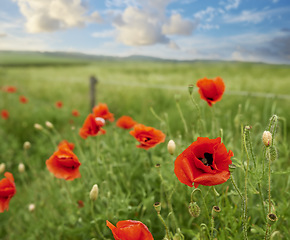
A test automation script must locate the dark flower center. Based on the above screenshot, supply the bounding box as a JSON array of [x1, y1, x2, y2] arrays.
[[198, 152, 213, 167], [207, 97, 214, 101], [144, 137, 151, 142]]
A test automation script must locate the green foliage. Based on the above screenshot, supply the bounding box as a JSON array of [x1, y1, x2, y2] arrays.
[[0, 57, 290, 239]]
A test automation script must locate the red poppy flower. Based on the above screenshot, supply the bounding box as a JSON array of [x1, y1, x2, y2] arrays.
[[174, 137, 233, 188], [0, 172, 16, 213], [58, 140, 75, 151], [72, 109, 80, 117], [129, 124, 166, 150], [79, 114, 106, 139], [93, 103, 114, 122], [106, 220, 154, 240], [55, 101, 63, 108], [1, 110, 9, 120], [116, 116, 137, 129], [3, 86, 17, 93], [196, 77, 225, 106], [46, 146, 81, 181], [19, 95, 28, 104]]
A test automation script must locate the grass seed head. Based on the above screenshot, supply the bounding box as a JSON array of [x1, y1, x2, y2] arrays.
[[45, 121, 54, 129], [34, 123, 43, 131], [167, 140, 176, 155], [18, 163, 25, 173], [23, 141, 31, 150]]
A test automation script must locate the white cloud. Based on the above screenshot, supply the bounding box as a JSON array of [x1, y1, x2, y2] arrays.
[[12, 0, 102, 33], [224, 0, 241, 10], [194, 7, 216, 22], [168, 40, 179, 49], [198, 24, 219, 30], [0, 33, 7, 38], [162, 14, 197, 35], [113, 6, 168, 46]]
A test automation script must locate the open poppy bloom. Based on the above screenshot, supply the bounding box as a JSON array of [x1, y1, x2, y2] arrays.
[[55, 101, 63, 108], [1, 110, 9, 120], [196, 77, 225, 106], [0, 172, 16, 213], [72, 109, 80, 117], [174, 137, 233, 188], [19, 96, 28, 104], [3, 86, 17, 93], [46, 146, 81, 180], [116, 116, 137, 129], [79, 114, 105, 139], [93, 103, 114, 122], [129, 124, 166, 150], [58, 140, 75, 151], [106, 220, 154, 240]]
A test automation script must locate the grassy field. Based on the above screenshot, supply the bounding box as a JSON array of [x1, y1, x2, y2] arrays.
[[0, 52, 290, 239]]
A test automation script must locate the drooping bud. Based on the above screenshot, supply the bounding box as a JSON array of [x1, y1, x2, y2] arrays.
[[167, 140, 176, 155], [0, 163, 5, 174], [188, 201, 200, 218], [269, 146, 277, 162], [153, 202, 161, 214], [89, 184, 99, 201], [188, 84, 194, 95], [262, 131, 272, 147], [267, 213, 278, 226], [23, 141, 31, 150], [18, 163, 25, 173], [45, 121, 54, 129], [34, 123, 43, 130], [28, 203, 35, 212]]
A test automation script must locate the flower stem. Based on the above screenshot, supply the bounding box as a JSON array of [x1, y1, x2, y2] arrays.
[[176, 101, 188, 135], [157, 212, 170, 239]]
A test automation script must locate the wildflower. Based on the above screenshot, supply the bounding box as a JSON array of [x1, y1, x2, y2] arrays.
[[116, 116, 137, 129], [0, 172, 16, 213], [77, 200, 84, 208], [45, 121, 54, 129], [55, 101, 63, 108], [89, 184, 99, 201], [23, 141, 31, 150], [167, 140, 176, 155], [262, 131, 272, 147], [19, 96, 28, 104], [72, 109, 80, 117], [196, 77, 225, 106], [106, 220, 154, 240], [93, 103, 114, 122], [79, 114, 105, 139], [0, 163, 5, 174], [34, 123, 43, 130], [129, 124, 166, 150], [18, 163, 25, 173], [58, 140, 75, 151], [46, 146, 81, 181], [3, 86, 17, 93], [28, 203, 35, 212], [174, 137, 233, 188], [1, 110, 9, 120]]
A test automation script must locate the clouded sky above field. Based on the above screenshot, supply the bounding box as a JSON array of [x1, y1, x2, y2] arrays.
[[0, 0, 290, 64]]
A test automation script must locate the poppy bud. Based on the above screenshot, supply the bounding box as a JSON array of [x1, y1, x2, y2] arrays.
[[188, 84, 194, 95], [18, 163, 25, 173], [188, 201, 200, 218], [0, 163, 5, 174], [167, 140, 176, 155], [269, 146, 277, 162], [153, 202, 161, 214], [262, 131, 272, 147], [28, 203, 35, 212], [34, 123, 43, 130], [229, 164, 236, 173], [23, 141, 31, 150], [90, 184, 99, 201], [212, 206, 221, 217], [267, 213, 278, 226], [45, 121, 54, 129]]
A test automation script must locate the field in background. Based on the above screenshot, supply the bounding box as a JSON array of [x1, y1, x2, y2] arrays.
[[0, 51, 290, 239]]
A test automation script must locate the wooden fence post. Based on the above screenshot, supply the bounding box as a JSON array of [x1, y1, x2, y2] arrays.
[[90, 76, 98, 111]]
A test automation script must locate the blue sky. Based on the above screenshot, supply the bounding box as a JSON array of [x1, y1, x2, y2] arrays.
[[0, 0, 290, 64]]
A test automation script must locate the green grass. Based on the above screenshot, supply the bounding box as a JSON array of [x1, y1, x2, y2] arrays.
[[0, 55, 290, 239]]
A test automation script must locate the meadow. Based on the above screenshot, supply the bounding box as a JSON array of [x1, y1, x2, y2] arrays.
[[0, 52, 290, 239]]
